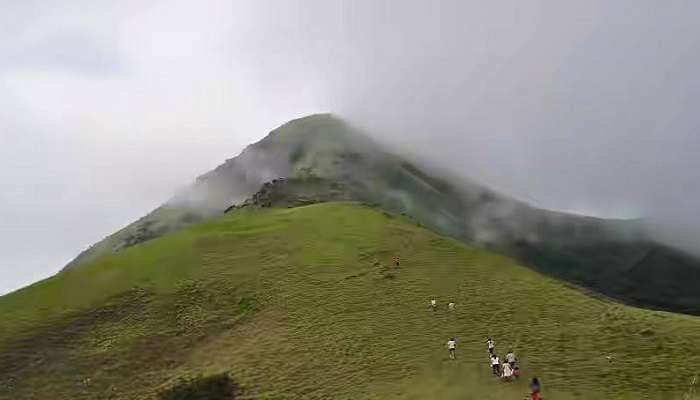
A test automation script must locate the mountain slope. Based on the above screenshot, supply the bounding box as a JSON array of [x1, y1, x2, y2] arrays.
[[2, 203, 700, 399], [62, 114, 700, 314]]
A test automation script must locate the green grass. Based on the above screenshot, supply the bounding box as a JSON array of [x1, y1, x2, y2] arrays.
[[61, 114, 700, 315], [1, 202, 699, 399]]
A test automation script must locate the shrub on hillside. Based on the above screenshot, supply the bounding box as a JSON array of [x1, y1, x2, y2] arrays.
[[157, 373, 240, 400]]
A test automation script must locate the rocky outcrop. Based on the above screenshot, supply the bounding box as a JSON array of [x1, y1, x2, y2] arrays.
[[225, 177, 358, 213]]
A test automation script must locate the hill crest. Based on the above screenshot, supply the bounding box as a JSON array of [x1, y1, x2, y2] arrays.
[[60, 114, 700, 314]]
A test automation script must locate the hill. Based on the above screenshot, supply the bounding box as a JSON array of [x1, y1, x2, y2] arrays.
[[2, 203, 699, 399], [63, 114, 700, 314]]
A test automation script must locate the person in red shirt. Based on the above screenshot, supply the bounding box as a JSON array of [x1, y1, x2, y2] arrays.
[[530, 377, 541, 400]]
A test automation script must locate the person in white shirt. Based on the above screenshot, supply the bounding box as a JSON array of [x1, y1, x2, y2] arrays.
[[490, 354, 501, 376], [447, 338, 457, 359], [501, 361, 513, 381], [487, 337, 495, 354], [430, 299, 437, 311], [505, 350, 516, 367], [448, 301, 455, 310]]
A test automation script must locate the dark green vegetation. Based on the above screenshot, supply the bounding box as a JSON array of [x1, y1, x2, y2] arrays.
[[157, 373, 240, 400], [2, 203, 700, 399], [64, 114, 700, 314], [225, 177, 358, 211]]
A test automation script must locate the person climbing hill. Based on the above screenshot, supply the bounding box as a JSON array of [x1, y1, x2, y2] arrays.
[[430, 298, 437, 311], [513, 363, 521, 380], [501, 360, 513, 382], [505, 349, 516, 368], [446, 338, 457, 359], [490, 354, 501, 376], [487, 337, 495, 354], [530, 377, 542, 400]]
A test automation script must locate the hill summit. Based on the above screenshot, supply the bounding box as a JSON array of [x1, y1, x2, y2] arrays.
[[65, 114, 700, 314]]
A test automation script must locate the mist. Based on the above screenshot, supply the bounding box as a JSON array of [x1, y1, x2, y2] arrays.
[[2, 0, 699, 294]]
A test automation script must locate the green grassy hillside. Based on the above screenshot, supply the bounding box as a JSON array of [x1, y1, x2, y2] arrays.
[[3, 203, 699, 399], [62, 114, 700, 315]]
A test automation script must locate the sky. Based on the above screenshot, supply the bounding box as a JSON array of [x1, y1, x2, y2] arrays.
[[1, 0, 699, 294]]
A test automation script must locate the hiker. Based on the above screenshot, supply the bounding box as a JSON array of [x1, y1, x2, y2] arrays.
[[430, 298, 437, 311], [513, 363, 521, 380], [447, 338, 457, 359], [487, 337, 495, 354], [393, 255, 400, 266], [490, 354, 501, 376], [530, 377, 541, 400], [448, 301, 455, 310], [501, 360, 513, 382], [505, 350, 516, 368]]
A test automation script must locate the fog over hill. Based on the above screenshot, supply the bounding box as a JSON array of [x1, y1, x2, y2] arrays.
[[61, 115, 700, 314], [2, 0, 700, 293]]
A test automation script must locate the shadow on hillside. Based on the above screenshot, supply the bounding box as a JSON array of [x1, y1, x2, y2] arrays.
[[157, 373, 242, 400]]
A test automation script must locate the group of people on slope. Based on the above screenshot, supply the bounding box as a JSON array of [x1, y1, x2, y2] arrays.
[[444, 336, 541, 399], [437, 301, 543, 400], [487, 337, 541, 400], [487, 337, 520, 380], [429, 298, 455, 312]]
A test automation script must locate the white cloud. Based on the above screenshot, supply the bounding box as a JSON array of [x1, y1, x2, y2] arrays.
[[2, 0, 699, 293]]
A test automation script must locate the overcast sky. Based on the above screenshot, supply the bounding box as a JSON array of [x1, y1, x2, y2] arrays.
[[1, 0, 699, 294]]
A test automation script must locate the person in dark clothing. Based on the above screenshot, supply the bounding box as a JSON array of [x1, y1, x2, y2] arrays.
[[530, 377, 541, 400]]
